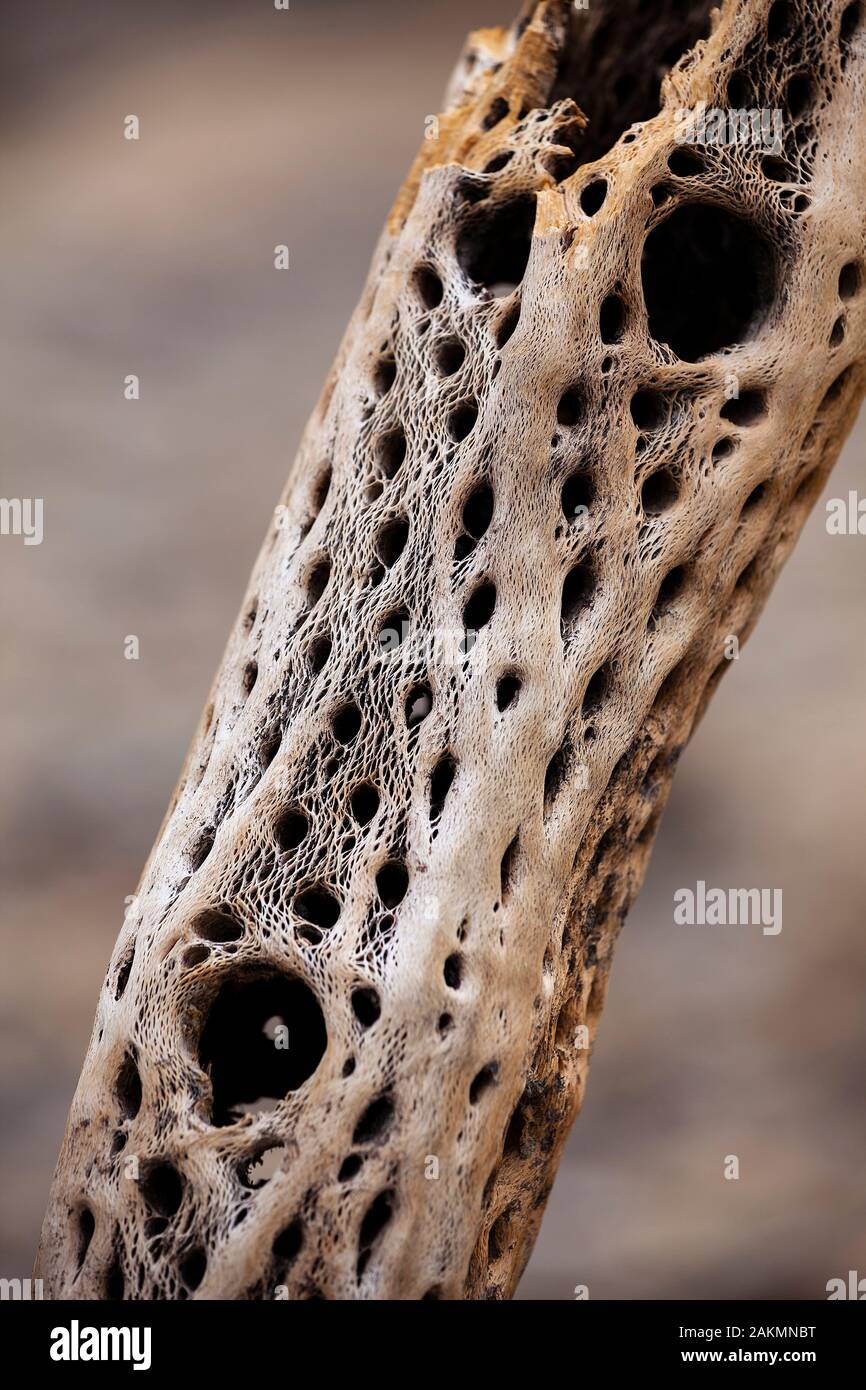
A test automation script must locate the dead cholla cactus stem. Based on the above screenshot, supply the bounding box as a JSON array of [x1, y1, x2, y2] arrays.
[[38, 0, 866, 1300]]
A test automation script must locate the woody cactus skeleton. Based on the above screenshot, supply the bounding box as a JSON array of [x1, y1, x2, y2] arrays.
[[38, 0, 866, 1299]]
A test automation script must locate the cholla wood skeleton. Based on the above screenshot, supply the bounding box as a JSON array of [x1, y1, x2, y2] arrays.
[[38, 0, 866, 1299]]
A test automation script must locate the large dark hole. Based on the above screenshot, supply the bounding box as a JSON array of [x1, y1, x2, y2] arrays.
[[580, 179, 607, 217], [307, 633, 332, 674], [331, 702, 362, 744], [350, 782, 380, 825], [430, 753, 456, 820], [375, 516, 409, 567], [839, 260, 862, 300], [434, 337, 466, 376], [379, 605, 410, 651], [641, 466, 679, 515], [356, 1189, 395, 1280], [741, 481, 768, 515], [463, 581, 497, 632], [104, 1252, 125, 1301], [469, 1061, 499, 1105], [642, 204, 776, 361], [116, 1052, 142, 1121], [582, 664, 611, 718], [311, 463, 332, 517], [485, 150, 514, 174], [761, 155, 791, 182], [720, 389, 768, 427], [376, 861, 409, 908], [192, 909, 245, 943], [305, 557, 331, 608], [179, 1248, 207, 1291], [561, 562, 596, 626], [140, 1162, 184, 1217], [544, 735, 572, 808], [482, 96, 509, 130], [199, 970, 327, 1126], [841, 1, 863, 66], [274, 809, 309, 854], [561, 471, 595, 519], [339, 1154, 364, 1182], [260, 728, 282, 770], [599, 293, 626, 343], [443, 953, 463, 989], [76, 1207, 95, 1272], [500, 835, 519, 901], [405, 683, 432, 728], [294, 885, 341, 930], [190, 827, 215, 871], [449, 401, 479, 442], [651, 565, 687, 622], [496, 674, 521, 711], [457, 195, 536, 295], [784, 71, 814, 118], [495, 300, 521, 348], [114, 944, 135, 1001], [819, 366, 852, 413], [557, 385, 584, 427], [668, 146, 705, 178], [462, 482, 494, 538], [351, 987, 381, 1029], [273, 1219, 304, 1268], [551, 1, 716, 166], [353, 1094, 395, 1146], [630, 389, 669, 431], [415, 264, 443, 308], [767, 0, 794, 42], [373, 355, 396, 399], [375, 427, 406, 478], [241, 660, 258, 697]]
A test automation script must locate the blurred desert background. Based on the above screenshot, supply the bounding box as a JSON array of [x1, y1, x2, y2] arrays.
[[1, 0, 864, 1300]]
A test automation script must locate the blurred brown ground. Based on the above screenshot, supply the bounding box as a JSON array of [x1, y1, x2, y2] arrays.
[[0, 0, 863, 1300]]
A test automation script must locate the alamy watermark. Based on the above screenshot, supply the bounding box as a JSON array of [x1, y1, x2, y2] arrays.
[[0, 1276, 43, 1299], [50, 1320, 151, 1371], [674, 102, 784, 155], [826, 490, 866, 534], [827, 1270, 866, 1299], [378, 618, 481, 666], [0, 497, 43, 545], [674, 880, 782, 936]]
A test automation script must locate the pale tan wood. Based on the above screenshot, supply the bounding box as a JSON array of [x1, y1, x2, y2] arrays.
[[38, 0, 866, 1299]]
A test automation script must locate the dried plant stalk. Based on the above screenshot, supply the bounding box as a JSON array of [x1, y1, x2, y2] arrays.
[[38, 0, 866, 1300]]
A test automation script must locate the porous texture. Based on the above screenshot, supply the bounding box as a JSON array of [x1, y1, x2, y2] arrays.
[[38, 0, 866, 1300]]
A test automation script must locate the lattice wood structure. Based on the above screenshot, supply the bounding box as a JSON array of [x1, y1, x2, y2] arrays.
[[38, 0, 866, 1299]]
